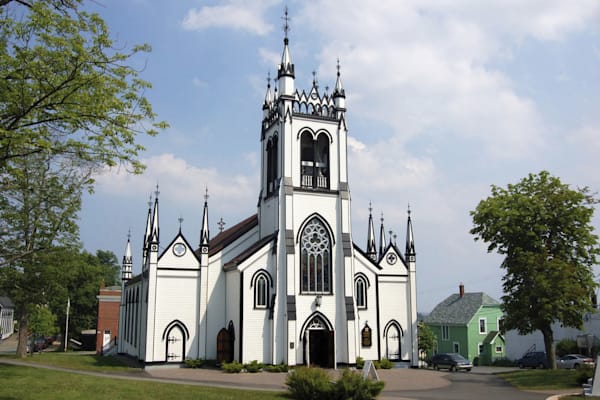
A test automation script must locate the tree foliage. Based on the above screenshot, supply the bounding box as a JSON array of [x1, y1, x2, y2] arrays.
[[417, 321, 437, 358], [470, 171, 599, 369], [0, 0, 167, 172]]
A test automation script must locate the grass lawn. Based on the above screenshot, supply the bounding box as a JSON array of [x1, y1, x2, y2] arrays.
[[498, 369, 590, 390], [0, 364, 287, 400], [2, 351, 141, 372]]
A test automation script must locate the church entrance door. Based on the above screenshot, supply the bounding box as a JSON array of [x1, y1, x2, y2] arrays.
[[217, 328, 233, 364], [386, 324, 401, 361], [166, 326, 184, 363], [303, 316, 334, 368]]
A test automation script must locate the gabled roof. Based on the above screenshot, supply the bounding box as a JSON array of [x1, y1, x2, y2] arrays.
[[483, 330, 503, 345], [200, 214, 258, 257], [424, 292, 500, 325], [223, 233, 277, 271]]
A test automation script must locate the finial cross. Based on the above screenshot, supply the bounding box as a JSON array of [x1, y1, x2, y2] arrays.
[[282, 7, 290, 38], [218, 217, 226, 233]]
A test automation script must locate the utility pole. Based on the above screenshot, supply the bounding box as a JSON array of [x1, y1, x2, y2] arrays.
[[64, 297, 70, 352]]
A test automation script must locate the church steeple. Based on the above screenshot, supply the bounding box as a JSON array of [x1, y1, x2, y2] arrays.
[[263, 73, 273, 118], [150, 185, 160, 245], [378, 213, 386, 260], [277, 7, 295, 96], [405, 205, 416, 262], [142, 194, 152, 268], [200, 188, 210, 248], [366, 203, 377, 261], [122, 231, 132, 282]]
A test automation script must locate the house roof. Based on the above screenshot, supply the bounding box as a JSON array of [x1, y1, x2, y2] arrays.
[[0, 296, 14, 308], [424, 292, 500, 325], [223, 233, 277, 271], [483, 330, 503, 345]]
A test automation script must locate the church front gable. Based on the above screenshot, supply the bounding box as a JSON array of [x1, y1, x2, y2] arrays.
[[158, 233, 200, 270], [378, 245, 408, 275]]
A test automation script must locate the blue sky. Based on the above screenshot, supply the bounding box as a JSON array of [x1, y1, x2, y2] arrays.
[[80, 1, 600, 312]]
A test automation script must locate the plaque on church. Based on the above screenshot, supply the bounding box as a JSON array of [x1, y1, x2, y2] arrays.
[[362, 325, 372, 347]]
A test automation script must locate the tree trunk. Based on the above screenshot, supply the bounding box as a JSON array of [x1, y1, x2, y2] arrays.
[[541, 326, 556, 369], [16, 313, 28, 357]]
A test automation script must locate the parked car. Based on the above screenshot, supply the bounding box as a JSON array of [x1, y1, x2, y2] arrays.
[[33, 337, 48, 352], [429, 353, 473, 372], [557, 354, 595, 369], [517, 351, 547, 369]]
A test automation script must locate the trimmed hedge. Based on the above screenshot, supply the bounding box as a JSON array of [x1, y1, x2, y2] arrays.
[[286, 367, 385, 400]]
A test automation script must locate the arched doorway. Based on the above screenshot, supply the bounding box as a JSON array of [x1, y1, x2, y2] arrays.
[[217, 322, 234, 364], [165, 325, 185, 363], [384, 321, 402, 361], [302, 314, 334, 368]]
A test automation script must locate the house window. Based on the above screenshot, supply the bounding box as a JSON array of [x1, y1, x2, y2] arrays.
[[300, 131, 329, 189], [453, 342, 460, 353], [478, 343, 484, 355], [255, 274, 269, 308], [300, 218, 331, 293], [479, 318, 487, 334], [495, 345, 503, 353], [355, 276, 367, 309], [442, 325, 449, 341]]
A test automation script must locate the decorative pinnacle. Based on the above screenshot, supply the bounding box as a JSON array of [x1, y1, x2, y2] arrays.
[[337, 58, 341, 76], [204, 187, 209, 202], [368, 201, 372, 214], [267, 72, 271, 87], [312, 70, 318, 87], [282, 6, 290, 39], [154, 183, 160, 198], [148, 194, 152, 208], [380, 212, 384, 224], [178, 215, 184, 229], [127, 228, 131, 241], [408, 203, 411, 216]]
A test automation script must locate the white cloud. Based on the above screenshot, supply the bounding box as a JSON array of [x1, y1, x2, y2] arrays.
[[182, 0, 279, 35], [95, 153, 257, 213]]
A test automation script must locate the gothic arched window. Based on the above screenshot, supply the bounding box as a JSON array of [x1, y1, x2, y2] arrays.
[[355, 276, 367, 309], [266, 136, 278, 196], [255, 274, 268, 308], [300, 218, 332, 293], [300, 131, 329, 189]]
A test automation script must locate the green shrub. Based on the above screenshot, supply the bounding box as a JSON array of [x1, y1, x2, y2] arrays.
[[184, 358, 204, 368], [244, 360, 264, 373], [492, 358, 517, 367], [375, 358, 394, 369], [356, 356, 365, 369], [286, 366, 333, 400], [264, 363, 289, 372], [333, 369, 385, 400], [576, 366, 595, 385], [221, 360, 243, 373], [556, 339, 579, 357]]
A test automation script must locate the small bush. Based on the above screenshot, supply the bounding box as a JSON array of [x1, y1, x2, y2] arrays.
[[221, 360, 243, 373], [492, 358, 517, 367], [184, 358, 204, 368], [244, 360, 264, 373], [356, 356, 365, 369], [576, 366, 595, 385], [375, 358, 394, 369], [286, 366, 333, 400], [556, 339, 579, 357], [333, 369, 385, 400], [265, 363, 289, 372]]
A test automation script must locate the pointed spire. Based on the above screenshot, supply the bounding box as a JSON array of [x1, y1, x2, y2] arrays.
[[150, 184, 159, 245], [334, 58, 345, 98], [263, 72, 272, 110], [142, 193, 153, 267], [405, 205, 416, 260], [122, 230, 132, 282], [277, 6, 295, 94], [366, 202, 377, 261], [200, 188, 210, 247], [378, 212, 386, 259]]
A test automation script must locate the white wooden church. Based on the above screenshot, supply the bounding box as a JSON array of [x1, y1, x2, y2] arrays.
[[118, 28, 419, 368]]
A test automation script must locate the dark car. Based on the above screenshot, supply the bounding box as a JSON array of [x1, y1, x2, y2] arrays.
[[517, 351, 547, 369], [429, 353, 473, 372]]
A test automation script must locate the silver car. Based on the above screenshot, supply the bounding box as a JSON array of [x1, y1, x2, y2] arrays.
[[557, 354, 595, 369]]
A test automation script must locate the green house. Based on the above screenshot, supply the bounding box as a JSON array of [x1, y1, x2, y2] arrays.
[[424, 285, 505, 365]]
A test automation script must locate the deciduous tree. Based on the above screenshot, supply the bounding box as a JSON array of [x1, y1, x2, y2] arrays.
[[470, 171, 599, 369]]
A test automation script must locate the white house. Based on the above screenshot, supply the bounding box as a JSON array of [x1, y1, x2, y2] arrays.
[[0, 296, 14, 339], [118, 27, 418, 368]]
